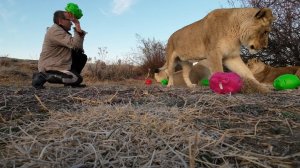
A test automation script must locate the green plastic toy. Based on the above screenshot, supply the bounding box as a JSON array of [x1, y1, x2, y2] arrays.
[[200, 78, 209, 86], [65, 3, 83, 19], [161, 79, 168, 86], [273, 74, 300, 90]]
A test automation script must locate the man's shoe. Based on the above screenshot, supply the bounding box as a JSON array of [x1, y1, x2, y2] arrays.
[[32, 72, 46, 89], [64, 84, 87, 88]]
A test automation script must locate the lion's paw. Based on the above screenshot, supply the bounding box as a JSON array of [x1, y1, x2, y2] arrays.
[[241, 78, 271, 94], [187, 83, 197, 88]]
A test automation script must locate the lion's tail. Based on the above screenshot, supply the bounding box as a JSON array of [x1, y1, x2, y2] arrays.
[[155, 38, 174, 73]]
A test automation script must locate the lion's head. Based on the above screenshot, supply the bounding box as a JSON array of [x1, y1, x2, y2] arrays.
[[154, 69, 168, 83], [247, 58, 266, 74], [240, 8, 274, 54]]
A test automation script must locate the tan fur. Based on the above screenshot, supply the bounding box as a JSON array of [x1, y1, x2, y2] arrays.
[[159, 8, 274, 93], [154, 62, 210, 87], [247, 58, 300, 83]]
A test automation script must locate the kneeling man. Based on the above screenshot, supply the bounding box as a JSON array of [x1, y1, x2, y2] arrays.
[[32, 10, 87, 89]]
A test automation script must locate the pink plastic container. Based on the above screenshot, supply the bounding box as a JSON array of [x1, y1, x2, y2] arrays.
[[209, 72, 243, 94]]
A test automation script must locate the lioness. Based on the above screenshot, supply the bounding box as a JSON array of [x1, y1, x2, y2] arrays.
[[154, 61, 210, 86], [158, 8, 274, 93], [247, 58, 300, 83]]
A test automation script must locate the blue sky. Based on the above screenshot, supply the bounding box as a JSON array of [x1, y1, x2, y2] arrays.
[[0, 0, 231, 61]]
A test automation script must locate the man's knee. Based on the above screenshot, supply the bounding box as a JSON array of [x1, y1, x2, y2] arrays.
[[73, 49, 87, 60], [81, 53, 87, 61], [80, 52, 87, 66], [74, 75, 83, 85], [71, 50, 87, 74]]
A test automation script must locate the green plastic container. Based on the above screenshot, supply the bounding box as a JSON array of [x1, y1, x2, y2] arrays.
[[65, 3, 83, 19], [200, 78, 209, 86], [273, 74, 300, 90], [161, 79, 168, 86]]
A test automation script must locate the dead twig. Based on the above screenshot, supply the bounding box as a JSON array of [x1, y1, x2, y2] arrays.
[[34, 94, 49, 112], [254, 119, 261, 136]]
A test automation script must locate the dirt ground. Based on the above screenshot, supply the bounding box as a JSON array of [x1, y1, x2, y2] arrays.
[[0, 57, 299, 167]]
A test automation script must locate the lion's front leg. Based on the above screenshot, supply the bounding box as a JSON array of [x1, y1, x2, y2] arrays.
[[224, 56, 257, 80], [181, 61, 195, 88], [207, 53, 224, 74], [224, 56, 270, 93], [167, 55, 176, 87]]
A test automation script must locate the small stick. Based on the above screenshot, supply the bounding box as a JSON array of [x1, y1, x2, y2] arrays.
[[145, 68, 151, 79], [189, 135, 198, 168], [148, 150, 156, 168], [254, 119, 261, 136], [285, 119, 293, 135], [0, 95, 7, 110], [34, 94, 49, 112]]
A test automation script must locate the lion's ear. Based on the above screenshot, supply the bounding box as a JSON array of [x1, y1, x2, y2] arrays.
[[255, 8, 273, 23]]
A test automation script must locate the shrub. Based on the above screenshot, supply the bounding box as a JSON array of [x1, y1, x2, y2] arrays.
[[83, 47, 143, 81], [134, 35, 166, 75], [84, 36, 167, 81]]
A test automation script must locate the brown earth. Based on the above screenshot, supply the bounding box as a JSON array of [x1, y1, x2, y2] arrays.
[[0, 57, 299, 167]]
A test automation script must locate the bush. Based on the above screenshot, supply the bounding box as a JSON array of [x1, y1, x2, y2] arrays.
[[83, 47, 143, 81], [84, 36, 167, 81], [135, 35, 166, 75], [84, 61, 143, 81]]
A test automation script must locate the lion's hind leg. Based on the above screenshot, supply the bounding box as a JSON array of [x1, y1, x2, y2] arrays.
[[181, 61, 196, 88]]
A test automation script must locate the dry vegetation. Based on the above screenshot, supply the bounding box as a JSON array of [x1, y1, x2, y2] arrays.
[[0, 57, 38, 86], [1, 1, 299, 167], [0, 57, 299, 168]]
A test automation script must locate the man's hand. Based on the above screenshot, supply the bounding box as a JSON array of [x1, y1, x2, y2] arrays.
[[66, 12, 82, 33]]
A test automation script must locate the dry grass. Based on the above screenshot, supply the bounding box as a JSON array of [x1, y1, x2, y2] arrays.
[[0, 85, 300, 168], [0, 57, 37, 86], [83, 61, 143, 82], [0, 57, 143, 85], [0, 57, 299, 167]]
